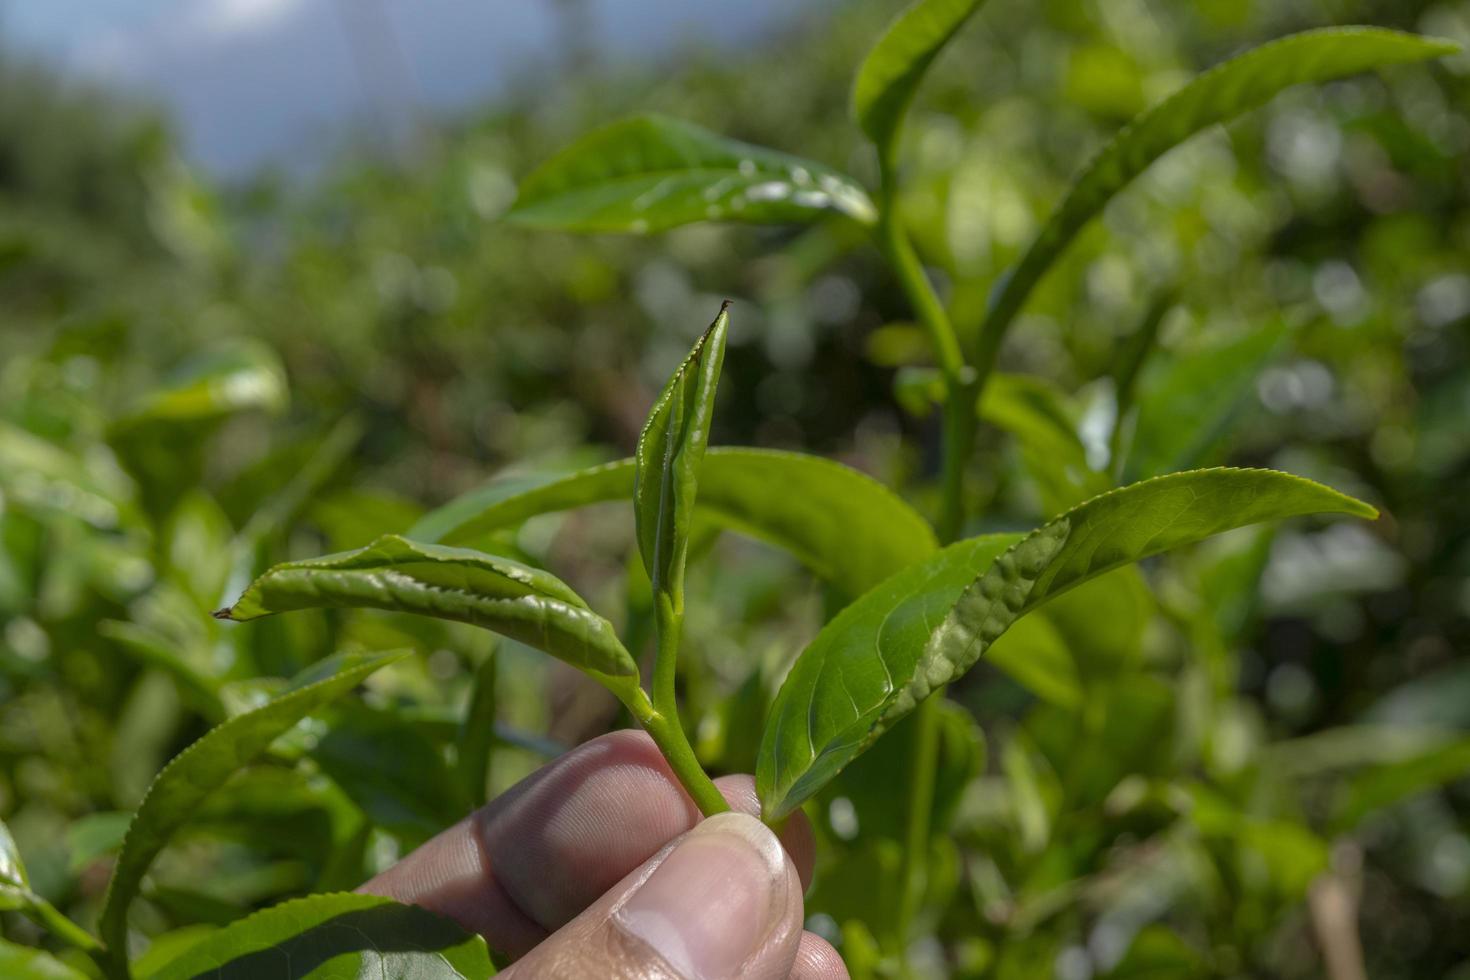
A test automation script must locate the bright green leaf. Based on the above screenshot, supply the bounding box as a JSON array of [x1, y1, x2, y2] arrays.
[[141, 893, 494, 980], [215, 534, 636, 679], [0, 939, 89, 980], [507, 114, 876, 232], [116, 339, 288, 428], [636, 303, 730, 608], [852, 0, 988, 158], [758, 533, 1021, 818], [759, 468, 1375, 819], [412, 448, 936, 601], [980, 28, 1458, 354], [0, 818, 99, 954], [98, 651, 408, 967]]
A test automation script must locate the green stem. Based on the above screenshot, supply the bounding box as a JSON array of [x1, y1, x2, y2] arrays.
[[874, 157, 974, 969], [612, 675, 729, 817], [898, 697, 941, 948], [875, 165, 974, 542]]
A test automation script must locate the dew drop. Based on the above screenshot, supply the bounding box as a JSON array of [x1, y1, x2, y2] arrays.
[[738, 159, 757, 177]]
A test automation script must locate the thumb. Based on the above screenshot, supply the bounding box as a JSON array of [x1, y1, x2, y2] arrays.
[[500, 811, 805, 979]]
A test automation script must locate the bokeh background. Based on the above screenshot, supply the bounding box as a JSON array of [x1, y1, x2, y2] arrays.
[[2, 1, 1469, 977]]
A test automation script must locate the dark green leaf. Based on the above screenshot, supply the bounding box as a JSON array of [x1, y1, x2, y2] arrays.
[[759, 468, 1375, 818], [413, 448, 936, 601], [309, 702, 463, 846], [215, 534, 636, 679], [980, 372, 1110, 512], [852, 0, 988, 158], [1123, 324, 1286, 482], [636, 303, 730, 607], [99, 651, 407, 966], [980, 28, 1457, 351], [507, 114, 876, 232], [141, 893, 494, 980], [1333, 736, 1470, 832]]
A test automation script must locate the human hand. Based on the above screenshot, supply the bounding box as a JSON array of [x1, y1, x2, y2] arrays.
[[360, 729, 848, 979]]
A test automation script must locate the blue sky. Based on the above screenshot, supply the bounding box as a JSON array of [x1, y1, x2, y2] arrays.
[[3, 0, 823, 177]]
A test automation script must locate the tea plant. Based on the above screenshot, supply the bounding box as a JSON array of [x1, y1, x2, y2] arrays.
[[1, 3, 1463, 978]]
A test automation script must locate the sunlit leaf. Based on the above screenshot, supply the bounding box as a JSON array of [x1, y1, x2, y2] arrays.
[[759, 468, 1375, 818], [412, 448, 937, 601], [852, 0, 988, 158], [141, 893, 494, 980], [215, 535, 636, 679], [507, 114, 876, 232], [0, 818, 100, 954], [116, 339, 288, 427], [979, 28, 1457, 355], [636, 303, 729, 608], [98, 651, 407, 966], [0, 938, 89, 980]]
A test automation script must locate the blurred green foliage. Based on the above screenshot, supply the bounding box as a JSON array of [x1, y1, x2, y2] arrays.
[[2, 0, 1469, 976]]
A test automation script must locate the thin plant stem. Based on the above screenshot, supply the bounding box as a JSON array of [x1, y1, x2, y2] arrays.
[[874, 156, 974, 968], [611, 673, 729, 816]]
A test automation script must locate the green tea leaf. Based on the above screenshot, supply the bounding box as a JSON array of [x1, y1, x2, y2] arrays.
[[0, 939, 89, 980], [636, 303, 730, 608], [0, 816, 28, 894], [980, 28, 1458, 353], [1332, 736, 1470, 832], [308, 702, 464, 846], [1123, 324, 1286, 482], [852, 0, 988, 158], [980, 372, 1110, 512], [1, 818, 100, 954], [507, 114, 876, 232], [117, 339, 288, 427], [759, 468, 1375, 818], [215, 534, 636, 679], [141, 893, 493, 980], [99, 651, 407, 968], [413, 448, 936, 600], [759, 533, 1021, 818]]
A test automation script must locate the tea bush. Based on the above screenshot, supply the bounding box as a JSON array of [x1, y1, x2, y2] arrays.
[[3, 1, 1470, 978]]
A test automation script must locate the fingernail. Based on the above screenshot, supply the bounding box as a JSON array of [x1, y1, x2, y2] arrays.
[[613, 811, 791, 979]]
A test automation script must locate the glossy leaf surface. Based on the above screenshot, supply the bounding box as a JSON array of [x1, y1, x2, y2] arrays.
[[759, 468, 1376, 818], [507, 114, 876, 232], [852, 0, 987, 156], [216, 534, 636, 678], [99, 651, 407, 963], [980, 28, 1457, 345], [414, 448, 937, 601], [759, 533, 1021, 818], [635, 304, 729, 606], [143, 893, 494, 980]]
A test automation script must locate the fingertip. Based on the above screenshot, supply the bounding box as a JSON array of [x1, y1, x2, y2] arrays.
[[793, 932, 851, 980], [714, 774, 816, 891]]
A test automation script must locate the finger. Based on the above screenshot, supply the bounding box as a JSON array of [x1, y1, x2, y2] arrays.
[[500, 811, 804, 980], [360, 729, 813, 958], [792, 933, 851, 980]]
